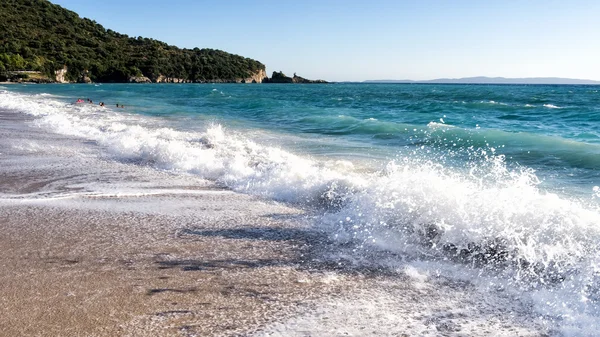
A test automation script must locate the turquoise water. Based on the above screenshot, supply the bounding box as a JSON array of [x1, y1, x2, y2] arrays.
[[2, 83, 600, 335], [6, 83, 600, 196]]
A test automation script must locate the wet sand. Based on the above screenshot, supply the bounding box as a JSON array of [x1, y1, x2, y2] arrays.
[[0, 194, 352, 337], [0, 106, 347, 336], [0, 197, 553, 337], [0, 106, 552, 337]]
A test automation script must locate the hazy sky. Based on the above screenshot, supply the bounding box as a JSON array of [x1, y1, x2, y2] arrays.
[[50, 0, 600, 82]]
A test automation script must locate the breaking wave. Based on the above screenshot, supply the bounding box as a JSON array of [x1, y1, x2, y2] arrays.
[[2, 89, 600, 335]]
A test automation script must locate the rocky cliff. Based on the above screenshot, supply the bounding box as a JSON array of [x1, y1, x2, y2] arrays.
[[54, 66, 68, 83], [125, 69, 267, 84], [21, 67, 321, 85], [155, 75, 192, 83], [128, 76, 152, 83], [237, 69, 267, 83]]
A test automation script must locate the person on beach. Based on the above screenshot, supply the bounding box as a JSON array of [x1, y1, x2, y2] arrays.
[[99, 102, 105, 107], [75, 98, 84, 103]]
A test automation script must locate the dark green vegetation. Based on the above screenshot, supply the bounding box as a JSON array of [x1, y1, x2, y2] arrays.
[[0, 0, 265, 82]]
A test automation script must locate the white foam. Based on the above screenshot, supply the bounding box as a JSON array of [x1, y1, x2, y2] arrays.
[[0, 90, 365, 205], [2, 89, 600, 335], [482, 100, 508, 106], [253, 267, 551, 336], [3, 89, 599, 266], [544, 104, 562, 109], [427, 121, 455, 128], [404, 265, 429, 289]]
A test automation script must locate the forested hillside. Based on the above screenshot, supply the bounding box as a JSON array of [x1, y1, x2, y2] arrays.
[[0, 0, 266, 82]]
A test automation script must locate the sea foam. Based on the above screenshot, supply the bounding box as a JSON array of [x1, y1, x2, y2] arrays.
[[2, 89, 599, 267], [2, 89, 600, 335], [544, 104, 562, 109]]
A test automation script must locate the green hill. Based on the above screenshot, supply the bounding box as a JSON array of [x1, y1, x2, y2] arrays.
[[0, 0, 266, 83]]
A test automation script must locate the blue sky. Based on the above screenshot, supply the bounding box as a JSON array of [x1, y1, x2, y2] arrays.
[[50, 0, 600, 82]]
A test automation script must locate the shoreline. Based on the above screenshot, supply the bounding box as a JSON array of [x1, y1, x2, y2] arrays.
[[0, 104, 354, 336], [0, 198, 550, 337], [0, 195, 351, 336], [0, 98, 555, 336], [0, 198, 552, 337]]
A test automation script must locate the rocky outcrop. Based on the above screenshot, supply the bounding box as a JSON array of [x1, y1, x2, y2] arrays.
[[51, 67, 91, 83], [263, 71, 327, 84], [292, 73, 327, 83], [44, 67, 327, 84], [236, 69, 267, 83], [155, 75, 192, 83], [128, 76, 152, 83], [266, 71, 293, 83], [78, 70, 91, 83], [194, 79, 238, 83], [79, 75, 91, 83], [55, 66, 69, 83]]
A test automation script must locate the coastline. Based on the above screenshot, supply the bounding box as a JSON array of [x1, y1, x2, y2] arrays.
[[0, 105, 349, 336], [0, 101, 554, 336]]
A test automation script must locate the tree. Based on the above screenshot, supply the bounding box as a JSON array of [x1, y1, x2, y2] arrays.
[[0, 0, 266, 82]]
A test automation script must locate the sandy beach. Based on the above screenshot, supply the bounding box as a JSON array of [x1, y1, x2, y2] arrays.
[[0, 103, 554, 336], [0, 194, 345, 336], [0, 198, 550, 337], [0, 106, 359, 336], [4, 0, 600, 333]]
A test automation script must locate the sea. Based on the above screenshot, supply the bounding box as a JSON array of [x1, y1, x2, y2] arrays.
[[1, 83, 599, 336]]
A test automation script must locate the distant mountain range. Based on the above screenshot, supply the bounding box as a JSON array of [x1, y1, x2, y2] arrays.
[[363, 76, 600, 85]]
